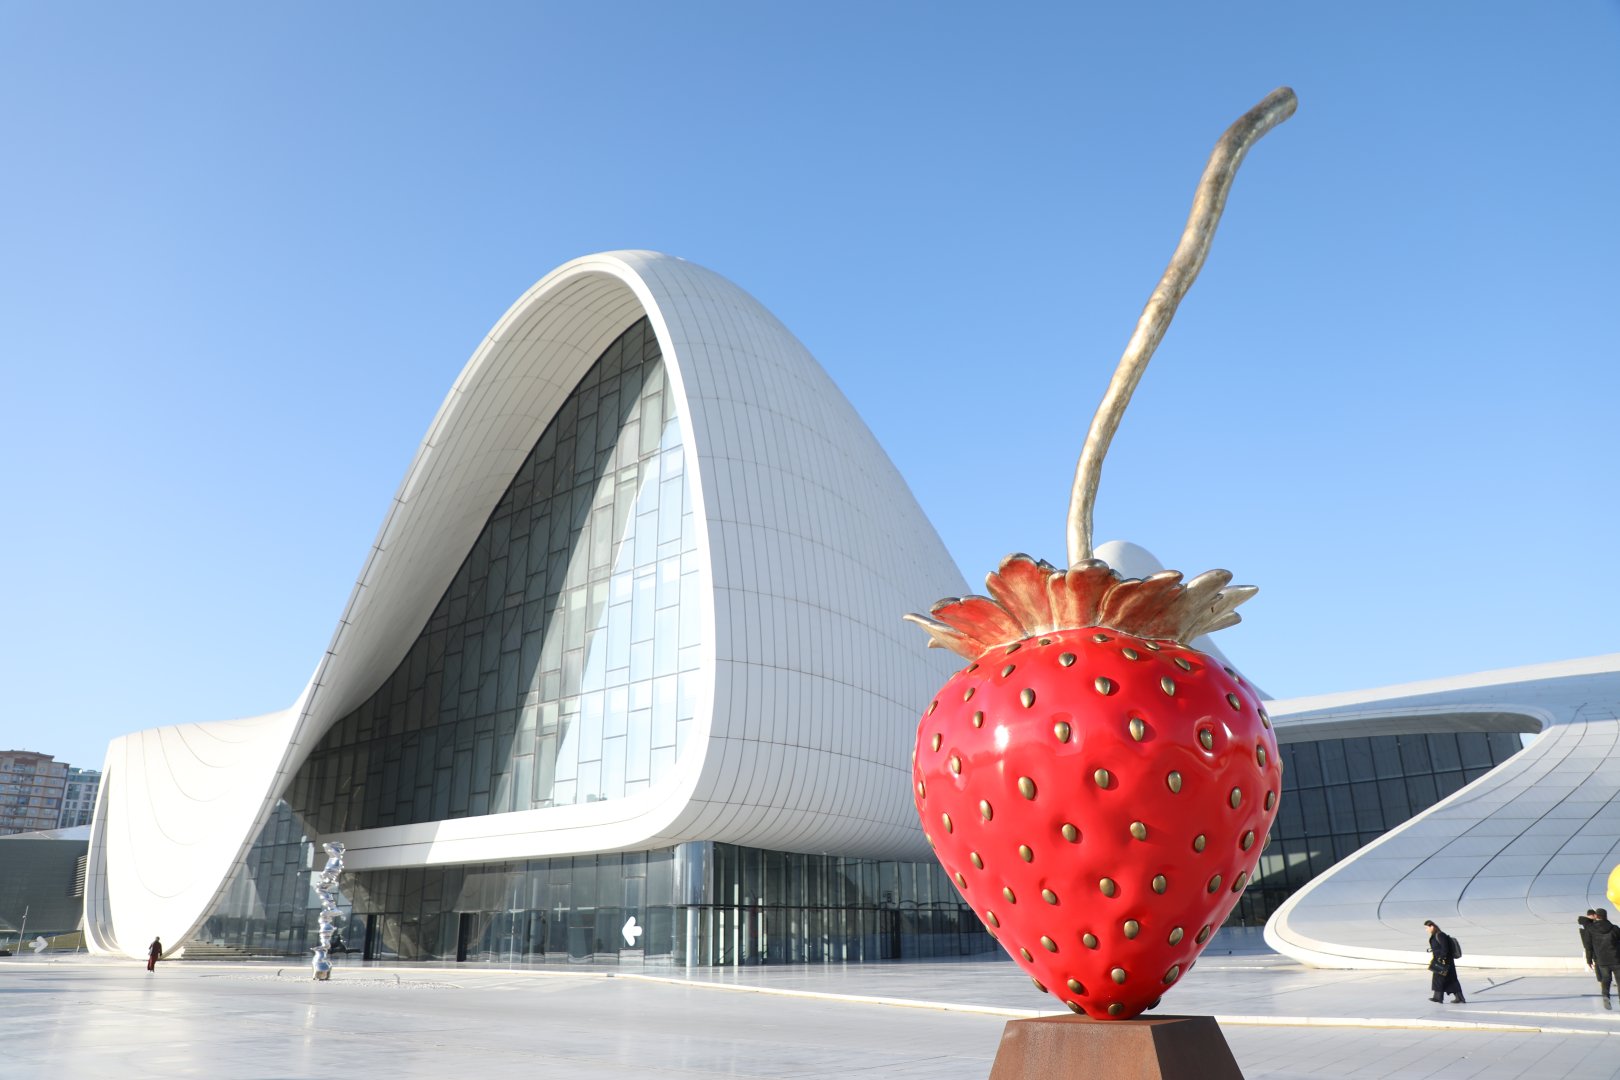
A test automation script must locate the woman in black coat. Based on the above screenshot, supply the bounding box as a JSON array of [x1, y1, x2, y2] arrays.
[[1424, 920, 1465, 1003]]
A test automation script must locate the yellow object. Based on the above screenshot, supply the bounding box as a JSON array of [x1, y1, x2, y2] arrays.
[[1607, 865, 1620, 910]]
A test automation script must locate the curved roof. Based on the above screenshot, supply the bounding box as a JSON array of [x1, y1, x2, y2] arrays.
[[86, 251, 967, 957]]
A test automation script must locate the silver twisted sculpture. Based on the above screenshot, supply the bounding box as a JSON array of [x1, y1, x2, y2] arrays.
[[312, 841, 346, 981]]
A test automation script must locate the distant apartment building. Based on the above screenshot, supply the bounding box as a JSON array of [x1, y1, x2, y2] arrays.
[[0, 751, 69, 835], [57, 767, 102, 829]]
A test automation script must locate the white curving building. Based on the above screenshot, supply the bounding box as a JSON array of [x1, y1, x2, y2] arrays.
[[86, 251, 981, 964], [1262, 657, 1620, 971]]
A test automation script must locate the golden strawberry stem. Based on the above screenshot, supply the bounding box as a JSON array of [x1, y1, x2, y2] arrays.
[[1066, 86, 1297, 567]]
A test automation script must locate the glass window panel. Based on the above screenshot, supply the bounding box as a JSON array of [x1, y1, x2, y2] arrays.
[[1398, 735, 1432, 774], [1344, 738, 1376, 782], [1290, 745, 1323, 789], [1370, 736, 1403, 778], [1318, 741, 1349, 786], [287, 318, 697, 831], [1428, 734, 1462, 772], [1458, 732, 1495, 770]]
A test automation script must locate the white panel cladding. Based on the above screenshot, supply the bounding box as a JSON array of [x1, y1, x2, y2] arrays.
[[84, 708, 299, 956], [88, 251, 967, 956], [1263, 655, 1620, 969]]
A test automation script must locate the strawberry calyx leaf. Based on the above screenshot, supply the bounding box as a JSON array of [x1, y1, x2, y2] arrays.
[[906, 553, 1255, 660]]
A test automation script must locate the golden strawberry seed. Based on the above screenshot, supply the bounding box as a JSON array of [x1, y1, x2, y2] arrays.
[[1041, 936, 1058, 953], [1031, 977, 1046, 993], [1099, 878, 1117, 898], [1083, 933, 1099, 949], [1020, 948, 1033, 962], [1003, 887, 1016, 903], [1198, 730, 1214, 751], [1168, 927, 1184, 945], [1061, 823, 1079, 843], [1173, 656, 1193, 671], [1001, 664, 1016, 678], [1020, 688, 1036, 708], [1192, 834, 1206, 852], [1111, 968, 1127, 984], [1163, 965, 1180, 985], [1129, 718, 1146, 741], [1161, 677, 1176, 696], [1129, 821, 1147, 841], [970, 850, 984, 869], [1054, 721, 1071, 742], [1067, 978, 1084, 993], [1018, 777, 1037, 800], [1042, 888, 1058, 905], [1059, 652, 1076, 667], [1094, 676, 1116, 696], [1166, 771, 1182, 793], [1226, 692, 1241, 710], [980, 800, 994, 820], [1122, 647, 1140, 661], [1151, 875, 1167, 894], [1094, 769, 1111, 789], [1123, 919, 1140, 939]]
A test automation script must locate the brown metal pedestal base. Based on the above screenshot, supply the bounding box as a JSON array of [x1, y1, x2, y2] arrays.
[[988, 1015, 1244, 1080]]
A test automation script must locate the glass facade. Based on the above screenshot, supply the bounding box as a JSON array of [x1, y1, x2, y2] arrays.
[[292, 316, 703, 834], [192, 801, 324, 955], [192, 801, 992, 966], [1229, 729, 1525, 925], [338, 841, 991, 966]]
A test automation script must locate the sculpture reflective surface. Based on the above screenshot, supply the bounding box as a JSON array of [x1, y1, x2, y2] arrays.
[[312, 842, 345, 981]]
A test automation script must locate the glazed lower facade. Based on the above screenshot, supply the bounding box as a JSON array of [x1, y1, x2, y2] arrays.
[[196, 803, 992, 965]]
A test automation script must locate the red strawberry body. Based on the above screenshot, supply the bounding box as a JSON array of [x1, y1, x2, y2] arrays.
[[913, 624, 1279, 1020]]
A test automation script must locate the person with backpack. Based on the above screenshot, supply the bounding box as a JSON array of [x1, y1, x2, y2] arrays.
[[1587, 908, 1620, 1006], [1423, 920, 1465, 1003]]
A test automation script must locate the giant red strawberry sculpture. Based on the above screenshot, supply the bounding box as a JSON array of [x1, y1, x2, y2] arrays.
[[905, 87, 1297, 1022]]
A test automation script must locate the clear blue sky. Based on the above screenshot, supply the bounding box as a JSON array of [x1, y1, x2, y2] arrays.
[[3, 3, 1617, 769]]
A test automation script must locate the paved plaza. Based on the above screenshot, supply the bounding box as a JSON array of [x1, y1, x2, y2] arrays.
[[4, 942, 1619, 1080]]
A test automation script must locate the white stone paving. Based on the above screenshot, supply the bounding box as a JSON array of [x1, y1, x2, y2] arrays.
[[5, 946, 1620, 1079]]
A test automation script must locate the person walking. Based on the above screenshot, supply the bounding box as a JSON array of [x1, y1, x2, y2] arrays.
[[1424, 920, 1465, 1003], [1588, 908, 1620, 1007], [146, 937, 163, 973], [1580, 909, 1596, 970]]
